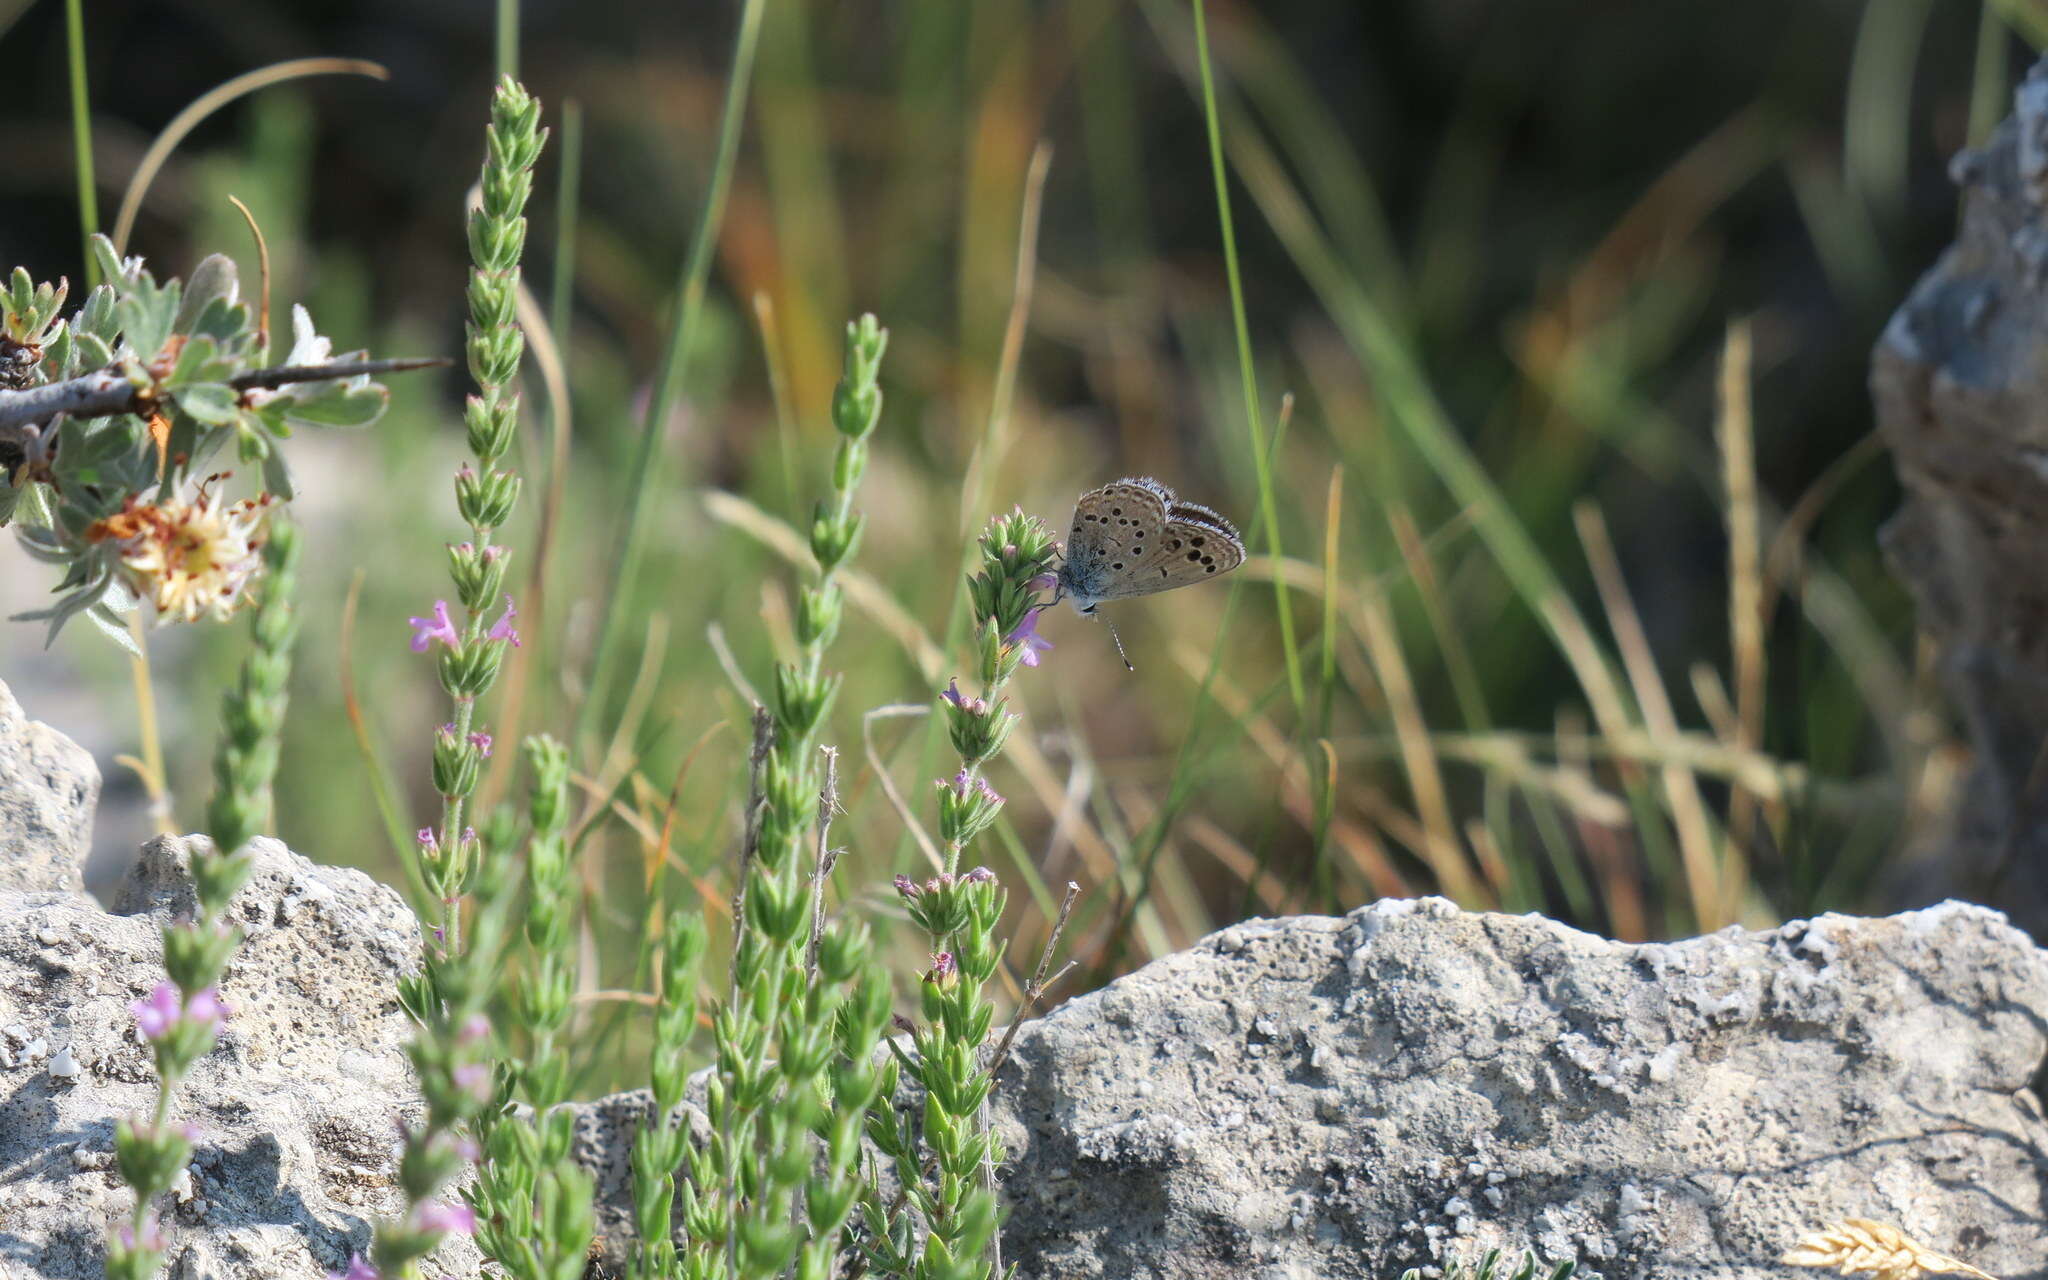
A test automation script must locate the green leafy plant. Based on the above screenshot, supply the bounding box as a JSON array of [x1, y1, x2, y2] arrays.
[[1401, 1249, 1577, 1280], [2, 242, 423, 646]]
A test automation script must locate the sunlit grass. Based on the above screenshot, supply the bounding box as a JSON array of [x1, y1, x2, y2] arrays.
[[10, 0, 2023, 1099]]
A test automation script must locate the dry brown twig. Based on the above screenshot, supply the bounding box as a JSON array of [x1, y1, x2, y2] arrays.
[[1783, 1220, 1999, 1280]]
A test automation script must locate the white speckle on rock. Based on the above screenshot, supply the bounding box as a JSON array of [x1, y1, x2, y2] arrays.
[[47, 1045, 80, 1081]]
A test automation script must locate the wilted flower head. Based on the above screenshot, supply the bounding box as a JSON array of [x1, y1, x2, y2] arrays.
[[91, 484, 273, 625]]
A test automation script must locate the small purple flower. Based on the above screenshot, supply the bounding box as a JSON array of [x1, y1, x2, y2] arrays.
[[928, 952, 958, 982], [416, 828, 439, 854], [130, 983, 181, 1041], [963, 866, 997, 885], [1027, 572, 1058, 593], [467, 730, 493, 757], [409, 600, 460, 653], [940, 679, 988, 715], [457, 1013, 491, 1045], [892, 874, 920, 901], [329, 1254, 381, 1280], [452, 1062, 491, 1098], [184, 987, 231, 1028], [487, 594, 521, 647], [1006, 607, 1053, 667], [412, 1199, 477, 1237], [116, 1209, 166, 1252], [481, 543, 507, 564]]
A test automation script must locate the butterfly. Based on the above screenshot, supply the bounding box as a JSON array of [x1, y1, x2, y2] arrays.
[[1053, 477, 1246, 667]]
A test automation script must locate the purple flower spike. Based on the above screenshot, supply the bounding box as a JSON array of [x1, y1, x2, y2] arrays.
[[408, 601, 460, 653], [487, 594, 521, 647], [130, 982, 181, 1041], [1006, 607, 1053, 668]]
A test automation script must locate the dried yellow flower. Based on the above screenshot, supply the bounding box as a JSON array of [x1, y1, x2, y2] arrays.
[[1783, 1220, 1998, 1280], [90, 482, 274, 625]]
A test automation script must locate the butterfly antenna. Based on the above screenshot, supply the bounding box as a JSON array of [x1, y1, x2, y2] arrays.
[[1105, 618, 1136, 673]]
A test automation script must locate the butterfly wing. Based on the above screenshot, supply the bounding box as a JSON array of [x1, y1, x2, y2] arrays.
[[1085, 499, 1246, 601], [1059, 477, 1175, 605]]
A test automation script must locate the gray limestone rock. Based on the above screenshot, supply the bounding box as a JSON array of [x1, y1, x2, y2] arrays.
[[0, 677, 97, 896], [0, 833, 479, 1280], [985, 898, 2048, 1279], [1875, 55, 2048, 931]]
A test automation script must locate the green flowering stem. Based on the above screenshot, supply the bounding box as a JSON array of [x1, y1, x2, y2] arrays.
[[107, 518, 301, 1280], [859, 509, 1061, 1280], [672, 318, 892, 1280], [381, 75, 547, 1280], [469, 736, 595, 1280]]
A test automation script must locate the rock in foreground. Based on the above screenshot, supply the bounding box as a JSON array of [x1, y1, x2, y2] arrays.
[[989, 898, 2048, 1279], [0, 677, 98, 896], [0, 834, 478, 1280]]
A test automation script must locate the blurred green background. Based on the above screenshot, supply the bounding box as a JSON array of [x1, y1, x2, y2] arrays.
[[0, 0, 2028, 1054]]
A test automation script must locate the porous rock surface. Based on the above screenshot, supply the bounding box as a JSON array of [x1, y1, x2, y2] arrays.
[[984, 899, 2048, 1279], [1875, 54, 2048, 931], [0, 678, 96, 895], [0, 831, 479, 1280]]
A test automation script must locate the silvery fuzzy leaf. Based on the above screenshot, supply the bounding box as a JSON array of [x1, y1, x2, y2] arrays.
[[165, 334, 232, 388], [277, 377, 387, 430], [75, 285, 118, 346], [173, 254, 240, 332], [74, 331, 114, 370], [84, 602, 142, 657], [12, 524, 71, 563], [88, 236, 134, 290], [43, 320, 73, 379], [116, 277, 182, 366], [186, 293, 254, 351], [176, 382, 240, 426], [260, 442, 295, 501]]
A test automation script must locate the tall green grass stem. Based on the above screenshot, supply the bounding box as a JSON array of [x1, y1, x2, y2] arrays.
[[581, 0, 767, 744]]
